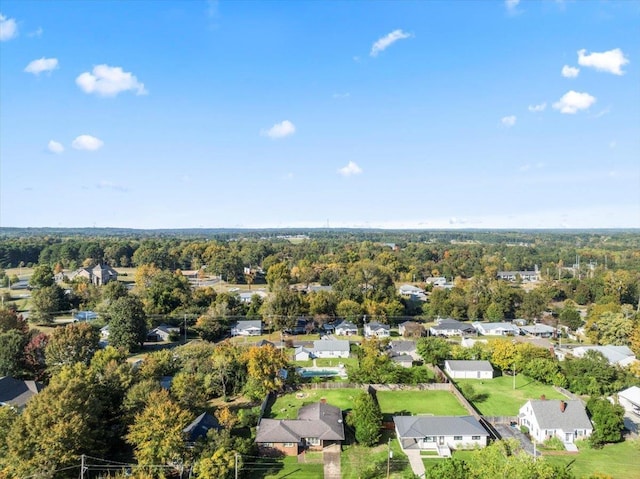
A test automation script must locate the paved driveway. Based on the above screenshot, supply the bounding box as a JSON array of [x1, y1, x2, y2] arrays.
[[323, 444, 341, 479], [494, 424, 541, 457], [403, 449, 426, 478]]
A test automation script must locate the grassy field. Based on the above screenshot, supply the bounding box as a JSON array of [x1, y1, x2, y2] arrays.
[[342, 430, 412, 479], [258, 454, 324, 478], [455, 375, 567, 416], [376, 390, 468, 421], [544, 440, 640, 479], [268, 388, 363, 419]]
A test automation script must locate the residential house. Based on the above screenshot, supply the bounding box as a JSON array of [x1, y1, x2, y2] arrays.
[[472, 322, 521, 336], [425, 277, 447, 287], [398, 284, 427, 301], [183, 412, 220, 445], [398, 321, 425, 338], [306, 284, 333, 294], [444, 360, 494, 379], [617, 386, 640, 416], [312, 339, 350, 359], [239, 290, 268, 304], [294, 347, 313, 361], [497, 268, 540, 282], [570, 345, 637, 367], [147, 324, 180, 342], [389, 340, 420, 360], [0, 377, 43, 408], [430, 319, 476, 337], [334, 321, 358, 336], [520, 324, 556, 338], [364, 322, 390, 338], [394, 415, 489, 457], [73, 310, 99, 322], [68, 263, 118, 286], [230, 320, 262, 337], [100, 325, 110, 340], [518, 399, 592, 445], [256, 401, 345, 456], [256, 339, 275, 348], [391, 355, 414, 368]]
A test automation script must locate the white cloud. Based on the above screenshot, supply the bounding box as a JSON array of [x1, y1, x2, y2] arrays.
[[27, 27, 43, 38], [47, 140, 64, 154], [370, 29, 412, 57], [505, 0, 520, 13], [72, 135, 104, 151], [338, 161, 363, 177], [76, 64, 147, 97], [332, 92, 350, 99], [528, 102, 546, 112], [609, 140, 617, 149], [561, 65, 579, 78], [577, 48, 629, 75], [501, 115, 517, 127], [262, 120, 296, 139], [24, 57, 58, 75], [553, 90, 596, 114], [0, 13, 18, 41]]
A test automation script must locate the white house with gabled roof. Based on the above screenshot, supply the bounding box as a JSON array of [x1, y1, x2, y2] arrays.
[[518, 399, 592, 445]]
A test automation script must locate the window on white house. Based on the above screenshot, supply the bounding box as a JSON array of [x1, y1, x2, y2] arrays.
[[472, 436, 481, 440], [454, 436, 462, 441]]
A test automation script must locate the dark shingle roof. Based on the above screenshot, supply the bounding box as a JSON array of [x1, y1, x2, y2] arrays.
[[394, 415, 489, 439], [256, 402, 345, 443], [0, 377, 43, 407], [183, 412, 220, 442]]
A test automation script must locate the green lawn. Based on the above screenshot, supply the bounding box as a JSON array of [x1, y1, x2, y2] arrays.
[[342, 430, 413, 479], [257, 454, 324, 478], [376, 390, 468, 421], [268, 388, 363, 418], [455, 375, 567, 416], [315, 357, 358, 368], [544, 440, 640, 479]]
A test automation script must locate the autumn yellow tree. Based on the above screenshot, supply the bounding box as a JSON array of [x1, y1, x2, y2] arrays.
[[126, 389, 193, 466], [242, 344, 288, 399], [215, 406, 238, 431]]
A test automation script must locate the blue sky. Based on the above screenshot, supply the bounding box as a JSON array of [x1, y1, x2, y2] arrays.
[[1, 0, 639, 229]]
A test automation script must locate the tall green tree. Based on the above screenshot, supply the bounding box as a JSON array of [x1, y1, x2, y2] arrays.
[[29, 264, 54, 288], [30, 284, 69, 324], [416, 336, 452, 365], [0, 330, 26, 377], [45, 322, 99, 373], [2, 363, 108, 478], [346, 391, 382, 446], [587, 397, 625, 447], [107, 295, 148, 351]]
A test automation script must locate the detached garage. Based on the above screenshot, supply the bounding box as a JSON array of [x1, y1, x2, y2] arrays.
[[444, 360, 494, 379]]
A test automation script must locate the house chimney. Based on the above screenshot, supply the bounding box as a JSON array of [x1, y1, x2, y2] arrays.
[[560, 401, 566, 412]]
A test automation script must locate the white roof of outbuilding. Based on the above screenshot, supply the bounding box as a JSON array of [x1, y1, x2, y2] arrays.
[[619, 386, 640, 407]]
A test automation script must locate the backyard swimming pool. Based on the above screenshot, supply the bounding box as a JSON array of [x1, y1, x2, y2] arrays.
[[297, 368, 343, 378]]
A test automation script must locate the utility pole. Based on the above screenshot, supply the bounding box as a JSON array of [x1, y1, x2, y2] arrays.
[[184, 313, 187, 343], [386, 437, 391, 479], [235, 452, 239, 479], [80, 454, 86, 479]]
